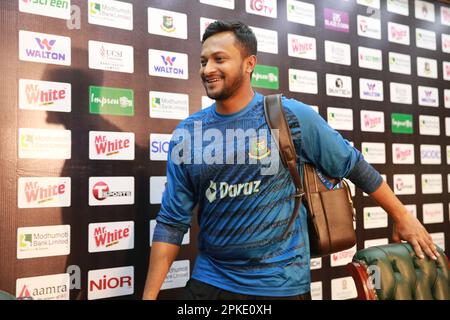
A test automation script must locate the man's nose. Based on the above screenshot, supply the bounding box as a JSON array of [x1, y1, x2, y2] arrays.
[[203, 60, 217, 75]]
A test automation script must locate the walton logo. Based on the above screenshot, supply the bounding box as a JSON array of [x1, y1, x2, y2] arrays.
[[93, 226, 130, 248], [24, 181, 66, 204], [94, 135, 130, 156], [161, 56, 176, 66], [205, 180, 261, 203], [26, 37, 65, 61], [92, 182, 131, 200], [25, 83, 66, 106]]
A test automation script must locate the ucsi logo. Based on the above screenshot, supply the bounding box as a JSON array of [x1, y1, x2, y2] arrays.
[[250, 0, 274, 14], [100, 45, 122, 59], [161, 55, 176, 66], [205, 180, 261, 203]]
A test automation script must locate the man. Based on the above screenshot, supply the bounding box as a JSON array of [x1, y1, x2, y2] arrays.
[[143, 20, 439, 300]]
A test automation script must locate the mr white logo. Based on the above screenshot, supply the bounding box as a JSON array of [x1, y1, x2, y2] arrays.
[[392, 144, 415, 164], [16, 274, 70, 300], [148, 7, 187, 39], [246, 0, 277, 18], [19, 30, 71, 66], [18, 177, 71, 209], [390, 82, 412, 105], [388, 22, 410, 45], [360, 78, 383, 101], [326, 74, 352, 98], [89, 40, 134, 73], [288, 69, 318, 94], [19, 0, 70, 19], [89, 131, 135, 160], [357, 15, 381, 40], [288, 34, 316, 60], [89, 177, 134, 206], [418, 86, 438, 107], [88, 266, 134, 300], [361, 110, 384, 132], [19, 79, 71, 112], [17, 225, 70, 259], [89, 221, 134, 252], [149, 49, 188, 79], [393, 174, 416, 195], [205, 180, 261, 203]]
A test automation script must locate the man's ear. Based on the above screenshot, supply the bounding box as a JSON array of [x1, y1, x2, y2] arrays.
[[245, 55, 257, 74]]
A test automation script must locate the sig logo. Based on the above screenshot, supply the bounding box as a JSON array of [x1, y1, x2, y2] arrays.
[[150, 134, 172, 161]]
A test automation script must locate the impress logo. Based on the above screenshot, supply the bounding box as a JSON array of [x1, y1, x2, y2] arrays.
[[149, 49, 188, 79], [89, 131, 135, 160], [18, 177, 71, 208], [19, 79, 71, 112], [88, 266, 134, 300], [392, 144, 415, 164], [19, 0, 70, 20], [246, 0, 277, 18], [89, 221, 134, 253], [391, 113, 413, 134], [323, 8, 349, 33], [17, 225, 70, 259], [251, 65, 279, 90], [88, 0, 133, 30], [16, 273, 70, 300], [288, 34, 316, 60], [89, 40, 134, 73], [89, 86, 134, 116], [89, 177, 134, 206], [19, 30, 71, 66]]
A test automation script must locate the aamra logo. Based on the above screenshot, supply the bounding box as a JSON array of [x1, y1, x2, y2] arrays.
[[161, 15, 175, 33]]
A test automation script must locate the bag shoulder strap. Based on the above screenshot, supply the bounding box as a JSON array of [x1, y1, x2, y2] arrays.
[[263, 94, 304, 238]]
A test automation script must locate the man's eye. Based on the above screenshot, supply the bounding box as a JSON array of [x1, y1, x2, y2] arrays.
[[200, 61, 206, 67]]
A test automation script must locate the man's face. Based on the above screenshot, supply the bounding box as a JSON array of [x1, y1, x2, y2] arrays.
[[200, 31, 249, 100]]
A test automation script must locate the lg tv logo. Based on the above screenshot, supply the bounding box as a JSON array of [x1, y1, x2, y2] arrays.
[[246, 0, 277, 18], [150, 133, 172, 161]]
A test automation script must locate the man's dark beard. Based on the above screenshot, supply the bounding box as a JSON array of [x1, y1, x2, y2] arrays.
[[204, 67, 245, 101]]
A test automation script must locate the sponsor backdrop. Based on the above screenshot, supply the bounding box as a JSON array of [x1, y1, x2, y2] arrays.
[[0, 0, 449, 300]]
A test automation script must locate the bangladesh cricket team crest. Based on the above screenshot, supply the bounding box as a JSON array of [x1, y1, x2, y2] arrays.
[[248, 139, 271, 160], [161, 15, 176, 33]]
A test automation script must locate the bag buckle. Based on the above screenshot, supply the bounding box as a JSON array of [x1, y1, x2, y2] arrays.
[[295, 189, 305, 198]]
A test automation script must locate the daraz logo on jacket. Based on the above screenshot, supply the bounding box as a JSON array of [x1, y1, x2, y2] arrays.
[[205, 180, 261, 203]]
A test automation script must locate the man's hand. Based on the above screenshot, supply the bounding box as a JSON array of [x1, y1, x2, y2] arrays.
[[392, 213, 440, 260]]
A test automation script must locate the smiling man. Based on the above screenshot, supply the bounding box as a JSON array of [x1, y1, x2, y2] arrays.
[[143, 20, 439, 300]]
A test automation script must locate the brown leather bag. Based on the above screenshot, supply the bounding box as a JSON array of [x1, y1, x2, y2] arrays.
[[264, 94, 356, 257]]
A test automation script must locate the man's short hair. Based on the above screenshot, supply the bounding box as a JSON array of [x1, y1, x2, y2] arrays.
[[202, 20, 257, 57]]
